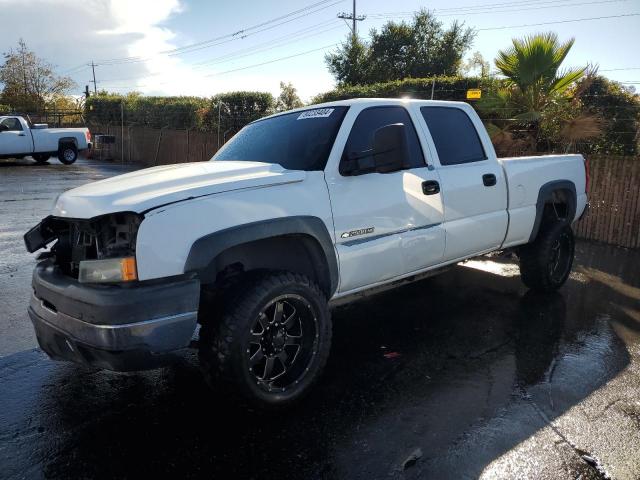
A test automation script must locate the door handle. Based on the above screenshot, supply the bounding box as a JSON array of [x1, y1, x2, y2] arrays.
[[482, 174, 497, 187], [422, 180, 440, 195], [18, 132, 26, 136]]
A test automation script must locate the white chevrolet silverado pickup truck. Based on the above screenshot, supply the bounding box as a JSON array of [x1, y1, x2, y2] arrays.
[[0, 115, 91, 164], [24, 99, 588, 408]]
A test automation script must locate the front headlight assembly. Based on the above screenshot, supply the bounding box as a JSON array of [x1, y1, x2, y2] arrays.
[[78, 257, 138, 283]]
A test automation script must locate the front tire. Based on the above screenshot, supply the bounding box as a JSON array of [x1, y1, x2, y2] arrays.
[[519, 221, 574, 292], [199, 272, 332, 409], [58, 144, 78, 164]]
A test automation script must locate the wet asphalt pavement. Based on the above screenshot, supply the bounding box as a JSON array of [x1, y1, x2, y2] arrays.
[[1, 157, 640, 479]]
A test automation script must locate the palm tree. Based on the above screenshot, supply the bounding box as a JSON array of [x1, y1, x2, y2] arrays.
[[479, 32, 599, 155], [493, 32, 586, 120]]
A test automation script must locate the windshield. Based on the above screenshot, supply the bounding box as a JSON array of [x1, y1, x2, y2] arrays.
[[213, 106, 348, 171]]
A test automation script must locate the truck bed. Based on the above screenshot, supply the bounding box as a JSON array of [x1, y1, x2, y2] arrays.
[[499, 154, 588, 248]]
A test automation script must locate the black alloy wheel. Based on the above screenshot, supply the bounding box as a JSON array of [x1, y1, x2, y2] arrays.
[[198, 272, 332, 409], [520, 220, 575, 292], [548, 230, 573, 284], [247, 294, 318, 392]]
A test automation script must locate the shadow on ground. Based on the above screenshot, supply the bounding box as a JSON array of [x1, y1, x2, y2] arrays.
[[1, 241, 639, 479]]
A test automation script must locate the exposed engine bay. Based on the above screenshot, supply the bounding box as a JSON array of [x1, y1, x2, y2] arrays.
[[25, 212, 142, 278]]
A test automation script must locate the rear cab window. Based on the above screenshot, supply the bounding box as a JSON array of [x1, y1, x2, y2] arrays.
[[420, 107, 486, 166]]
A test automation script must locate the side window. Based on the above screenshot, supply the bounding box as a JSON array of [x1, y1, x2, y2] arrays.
[[1, 117, 23, 131], [341, 106, 425, 174], [420, 107, 486, 166]]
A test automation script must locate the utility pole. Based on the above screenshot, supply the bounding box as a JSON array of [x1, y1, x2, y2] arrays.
[[20, 42, 28, 96], [89, 61, 98, 94], [337, 0, 365, 36], [217, 100, 228, 150]]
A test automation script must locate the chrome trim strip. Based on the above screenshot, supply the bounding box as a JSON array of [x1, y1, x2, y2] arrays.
[[341, 222, 441, 247]]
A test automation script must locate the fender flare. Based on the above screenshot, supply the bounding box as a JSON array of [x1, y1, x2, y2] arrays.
[[528, 180, 577, 242], [183, 216, 339, 295], [57, 137, 78, 149]]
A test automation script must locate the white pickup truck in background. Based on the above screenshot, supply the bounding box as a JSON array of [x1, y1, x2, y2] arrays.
[[24, 99, 588, 409], [0, 115, 91, 164]]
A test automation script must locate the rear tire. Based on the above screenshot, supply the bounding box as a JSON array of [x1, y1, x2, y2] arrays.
[[32, 154, 50, 163], [58, 144, 78, 165], [519, 221, 574, 292], [198, 271, 332, 410]]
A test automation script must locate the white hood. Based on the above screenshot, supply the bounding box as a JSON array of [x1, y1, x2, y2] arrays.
[[52, 161, 305, 218]]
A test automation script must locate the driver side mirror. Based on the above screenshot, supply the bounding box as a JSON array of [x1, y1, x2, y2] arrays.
[[0, 124, 8, 132], [371, 123, 409, 174], [341, 123, 409, 176]]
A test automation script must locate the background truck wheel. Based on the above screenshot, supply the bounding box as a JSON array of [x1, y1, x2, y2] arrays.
[[519, 220, 575, 292], [198, 271, 332, 409], [58, 144, 78, 164], [32, 154, 50, 163]]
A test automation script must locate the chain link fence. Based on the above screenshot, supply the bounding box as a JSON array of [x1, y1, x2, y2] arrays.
[[4, 87, 639, 249]]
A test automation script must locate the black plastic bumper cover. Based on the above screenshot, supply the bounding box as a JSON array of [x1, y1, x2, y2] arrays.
[[29, 261, 200, 371]]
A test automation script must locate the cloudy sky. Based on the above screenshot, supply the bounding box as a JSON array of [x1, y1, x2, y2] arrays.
[[1, 0, 638, 101]]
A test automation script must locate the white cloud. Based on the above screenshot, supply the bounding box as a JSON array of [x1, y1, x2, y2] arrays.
[[103, 0, 183, 34], [0, 0, 336, 100]]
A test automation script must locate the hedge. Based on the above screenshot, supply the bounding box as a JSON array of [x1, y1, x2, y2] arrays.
[[85, 91, 275, 131], [311, 76, 504, 104], [313, 75, 639, 155]]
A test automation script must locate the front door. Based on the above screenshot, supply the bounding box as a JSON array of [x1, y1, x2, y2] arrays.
[[0, 117, 31, 156], [326, 106, 445, 293]]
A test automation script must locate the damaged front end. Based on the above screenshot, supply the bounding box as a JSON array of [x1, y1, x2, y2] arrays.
[[24, 212, 142, 281], [25, 211, 201, 371]]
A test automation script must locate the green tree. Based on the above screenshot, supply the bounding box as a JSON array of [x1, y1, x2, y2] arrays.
[[576, 75, 640, 155], [325, 34, 370, 86], [491, 32, 586, 119], [479, 32, 596, 154], [0, 39, 75, 111], [463, 51, 490, 77], [276, 81, 304, 111], [325, 10, 474, 86]]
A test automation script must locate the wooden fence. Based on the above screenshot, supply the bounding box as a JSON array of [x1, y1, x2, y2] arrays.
[[90, 125, 640, 249], [90, 125, 220, 166], [574, 155, 640, 249]]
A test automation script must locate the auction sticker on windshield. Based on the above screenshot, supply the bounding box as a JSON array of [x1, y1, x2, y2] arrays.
[[298, 108, 334, 120]]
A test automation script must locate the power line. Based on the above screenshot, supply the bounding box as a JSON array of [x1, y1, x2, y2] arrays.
[[209, 43, 339, 76], [600, 67, 640, 72], [477, 13, 640, 31], [168, 0, 341, 55], [104, 42, 341, 89], [367, 0, 630, 19], [165, 0, 346, 58], [95, 0, 346, 66], [194, 22, 343, 68], [61, 64, 89, 75], [367, 0, 585, 16], [337, 0, 366, 35], [99, 20, 345, 85]]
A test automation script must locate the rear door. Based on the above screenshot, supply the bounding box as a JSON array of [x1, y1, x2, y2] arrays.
[[326, 105, 445, 293], [0, 117, 32, 155], [418, 106, 507, 261]]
